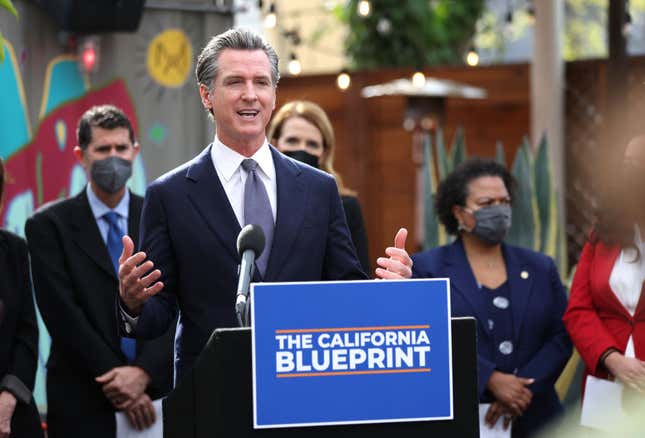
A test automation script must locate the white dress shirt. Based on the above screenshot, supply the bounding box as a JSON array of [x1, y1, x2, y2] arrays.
[[608, 225, 645, 358], [210, 136, 277, 226], [86, 183, 130, 243]]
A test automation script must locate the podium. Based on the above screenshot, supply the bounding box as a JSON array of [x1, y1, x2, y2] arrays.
[[163, 317, 479, 437]]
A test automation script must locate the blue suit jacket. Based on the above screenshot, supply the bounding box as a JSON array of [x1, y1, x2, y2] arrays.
[[412, 239, 571, 436], [135, 144, 367, 381]]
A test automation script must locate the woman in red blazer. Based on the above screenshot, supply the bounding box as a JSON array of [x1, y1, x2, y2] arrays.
[[563, 136, 645, 393]]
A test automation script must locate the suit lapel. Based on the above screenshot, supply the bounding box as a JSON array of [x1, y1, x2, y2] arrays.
[[70, 190, 116, 279], [503, 245, 534, 343], [185, 145, 241, 263], [263, 147, 306, 280], [595, 243, 632, 319], [445, 240, 492, 338]]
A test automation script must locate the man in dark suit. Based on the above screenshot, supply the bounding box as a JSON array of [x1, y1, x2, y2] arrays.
[[26, 106, 174, 437], [117, 28, 413, 384]]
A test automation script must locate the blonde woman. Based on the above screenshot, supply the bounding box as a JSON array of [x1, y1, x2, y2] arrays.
[[268, 100, 370, 274]]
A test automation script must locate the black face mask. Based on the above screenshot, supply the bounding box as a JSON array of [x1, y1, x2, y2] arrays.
[[90, 156, 133, 194], [463, 204, 512, 245], [283, 150, 319, 169]]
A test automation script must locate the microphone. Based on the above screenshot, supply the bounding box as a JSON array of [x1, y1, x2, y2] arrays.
[[235, 224, 265, 327]]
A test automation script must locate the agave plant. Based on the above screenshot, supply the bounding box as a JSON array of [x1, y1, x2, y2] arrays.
[[421, 129, 567, 277]]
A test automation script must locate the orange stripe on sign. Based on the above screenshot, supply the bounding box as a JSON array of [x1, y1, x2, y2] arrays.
[[276, 368, 431, 378], [275, 325, 430, 334]]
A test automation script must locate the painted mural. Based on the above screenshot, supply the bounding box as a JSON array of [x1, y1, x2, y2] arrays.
[[0, 40, 146, 412]]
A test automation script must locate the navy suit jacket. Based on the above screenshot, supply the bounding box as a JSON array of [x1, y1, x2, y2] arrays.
[[135, 144, 367, 382], [412, 239, 571, 436]]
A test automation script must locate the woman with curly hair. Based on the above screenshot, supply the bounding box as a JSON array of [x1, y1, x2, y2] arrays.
[[412, 157, 571, 437], [564, 136, 645, 402]]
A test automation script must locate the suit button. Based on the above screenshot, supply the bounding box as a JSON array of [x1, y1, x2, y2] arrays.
[[493, 296, 510, 309], [499, 341, 513, 355]]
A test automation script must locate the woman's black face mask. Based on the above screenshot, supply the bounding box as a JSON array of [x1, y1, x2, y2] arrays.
[[283, 150, 320, 169]]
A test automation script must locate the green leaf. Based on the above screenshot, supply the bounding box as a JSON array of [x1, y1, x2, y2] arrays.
[[556, 213, 569, 279], [495, 141, 506, 165], [340, 0, 484, 69], [0, 33, 4, 63], [0, 0, 18, 17], [450, 126, 467, 169], [422, 133, 439, 250], [533, 133, 555, 254], [435, 126, 451, 180], [507, 139, 537, 250]]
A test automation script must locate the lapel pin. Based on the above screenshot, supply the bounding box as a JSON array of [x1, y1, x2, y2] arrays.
[[521, 271, 529, 279]]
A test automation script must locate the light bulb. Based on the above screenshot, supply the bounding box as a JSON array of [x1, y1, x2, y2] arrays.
[[264, 13, 277, 28], [412, 71, 426, 88], [466, 49, 479, 67], [357, 0, 371, 17], [288, 54, 301, 76], [337, 71, 351, 90], [264, 3, 277, 28]]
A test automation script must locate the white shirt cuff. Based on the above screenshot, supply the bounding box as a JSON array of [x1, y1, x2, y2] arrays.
[[119, 302, 139, 334]]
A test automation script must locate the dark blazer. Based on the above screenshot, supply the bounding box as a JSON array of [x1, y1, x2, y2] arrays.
[[341, 195, 370, 275], [134, 145, 367, 382], [0, 230, 43, 437], [412, 239, 571, 437], [25, 190, 174, 438]]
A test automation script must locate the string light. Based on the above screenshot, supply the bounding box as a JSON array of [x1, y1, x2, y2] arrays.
[[465, 46, 479, 67], [357, 0, 371, 17], [264, 2, 277, 29], [376, 16, 392, 35], [336, 70, 351, 90], [288, 53, 301, 75], [503, 0, 513, 35], [504, 8, 514, 36], [526, 2, 535, 25], [412, 71, 426, 88], [624, 9, 633, 36]]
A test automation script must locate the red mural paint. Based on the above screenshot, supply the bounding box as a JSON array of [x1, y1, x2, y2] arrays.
[[1, 79, 138, 221]]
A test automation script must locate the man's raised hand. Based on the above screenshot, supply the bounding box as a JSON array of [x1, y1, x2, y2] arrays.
[[118, 235, 163, 315], [375, 228, 413, 279]]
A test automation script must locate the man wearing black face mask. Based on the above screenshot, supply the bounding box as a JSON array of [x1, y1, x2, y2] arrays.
[[25, 105, 174, 437]]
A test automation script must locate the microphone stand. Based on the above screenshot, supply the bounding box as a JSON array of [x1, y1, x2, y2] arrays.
[[235, 254, 255, 327]]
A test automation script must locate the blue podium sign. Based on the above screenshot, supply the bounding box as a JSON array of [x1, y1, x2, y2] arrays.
[[251, 279, 453, 428]]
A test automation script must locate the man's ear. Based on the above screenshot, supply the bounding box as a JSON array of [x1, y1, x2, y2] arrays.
[[199, 84, 212, 110], [132, 142, 140, 158]]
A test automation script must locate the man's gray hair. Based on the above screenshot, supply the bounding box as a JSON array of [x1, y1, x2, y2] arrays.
[[195, 28, 280, 89]]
